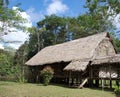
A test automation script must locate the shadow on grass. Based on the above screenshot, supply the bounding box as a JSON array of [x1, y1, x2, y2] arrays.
[[89, 86, 114, 92], [115, 93, 120, 97], [89, 87, 120, 97], [51, 83, 70, 88], [36, 82, 70, 88]]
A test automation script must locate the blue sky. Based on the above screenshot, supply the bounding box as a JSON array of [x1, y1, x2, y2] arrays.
[[1, 0, 119, 49], [1, 0, 89, 49], [9, 0, 87, 25]]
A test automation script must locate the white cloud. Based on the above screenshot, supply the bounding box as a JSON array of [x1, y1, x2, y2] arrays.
[[0, 7, 32, 49], [26, 0, 69, 22], [108, 8, 120, 31], [0, 44, 4, 49], [113, 14, 120, 30], [46, 0, 68, 15], [26, 7, 44, 23], [6, 43, 23, 50], [2, 31, 29, 43], [13, 7, 32, 28]]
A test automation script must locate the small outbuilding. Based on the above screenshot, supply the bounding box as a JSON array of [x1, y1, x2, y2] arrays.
[[26, 32, 120, 88]]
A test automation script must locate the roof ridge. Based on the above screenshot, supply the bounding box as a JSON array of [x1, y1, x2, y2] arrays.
[[43, 32, 108, 49]]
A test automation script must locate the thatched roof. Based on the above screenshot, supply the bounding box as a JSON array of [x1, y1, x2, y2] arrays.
[[64, 60, 89, 71], [26, 32, 109, 66], [92, 54, 120, 65]]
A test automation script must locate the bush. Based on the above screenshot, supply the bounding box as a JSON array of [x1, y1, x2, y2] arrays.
[[41, 66, 54, 86], [114, 86, 120, 94]]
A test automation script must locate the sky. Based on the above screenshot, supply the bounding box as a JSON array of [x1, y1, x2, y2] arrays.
[[0, 0, 87, 49], [9, 0, 87, 25], [0, 0, 120, 49]]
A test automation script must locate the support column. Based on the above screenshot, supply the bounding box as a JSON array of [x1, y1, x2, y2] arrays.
[[89, 65, 93, 87], [69, 71, 71, 87], [95, 79, 99, 87], [116, 80, 119, 88], [102, 79, 104, 90], [110, 79, 112, 89], [109, 65, 112, 89]]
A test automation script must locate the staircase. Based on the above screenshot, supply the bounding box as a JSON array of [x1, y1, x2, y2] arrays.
[[78, 78, 88, 89]]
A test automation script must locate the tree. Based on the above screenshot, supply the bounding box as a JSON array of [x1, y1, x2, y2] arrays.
[[0, 0, 9, 7], [83, 0, 120, 52], [14, 42, 28, 82], [27, 15, 70, 59], [37, 15, 69, 45], [0, 0, 27, 36], [27, 27, 44, 59], [84, 0, 120, 33], [114, 38, 120, 53], [110, 32, 120, 53], [28, 27, 45, 53], [0, 49, 14, 78]]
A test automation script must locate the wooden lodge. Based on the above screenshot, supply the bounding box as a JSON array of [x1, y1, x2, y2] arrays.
[[25, 32, 120, 88]]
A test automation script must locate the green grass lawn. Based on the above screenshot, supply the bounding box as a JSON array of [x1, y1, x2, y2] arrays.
[[0, 81, 118, 97]]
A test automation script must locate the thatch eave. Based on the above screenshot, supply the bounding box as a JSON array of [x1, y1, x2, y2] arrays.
[[64, 60, 89, 71], [92, 54, 120, 65], [25, 60, 71, 66]]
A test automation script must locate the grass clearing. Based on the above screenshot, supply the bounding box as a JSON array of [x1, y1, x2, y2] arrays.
[[0, 81, 118, 97]]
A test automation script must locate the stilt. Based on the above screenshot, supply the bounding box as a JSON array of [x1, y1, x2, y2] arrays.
[[101, 79, 104, 94], [69, 71, 71, 87], [116, 80, 119, 87], [70, 78, 73, 85], [109, 65, 112, 89], [89, 65, 93, 87], [95, 79, 99, 87], [110, 79, 112, 89], [36, 75, 39, 83], [66, 78, 69, 84]]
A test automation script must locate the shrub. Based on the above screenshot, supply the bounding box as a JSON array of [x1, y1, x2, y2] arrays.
[[114, 86, 120, 94], [41, 66, 54, 86]]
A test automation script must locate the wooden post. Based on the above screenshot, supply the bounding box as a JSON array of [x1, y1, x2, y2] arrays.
[[36, 67, 39, 83], [91, 68, 93, 87], [116, 80, 119, 88], [102, 79, 104, 91], [72, 78, 74, 85], [76, 72, 79, 84], [109, 65, 112, 89], [69, 71, 71, 87], [95, 79, 99, 87], [89, 65, 93, 87], [110, 79, 112, 88]]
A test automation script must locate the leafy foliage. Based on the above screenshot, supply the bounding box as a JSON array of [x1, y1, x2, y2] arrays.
[[0, 49, 14, 78], [114, 86, 120, 94], [85, 0, 120, 32], [37, 15, 70, 44], [27, 15, 71, 58], [113, 37, 120, 53], [41, 66, 54, 86], [14, 43, 28, 83], [0, 0, 27, 36]]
